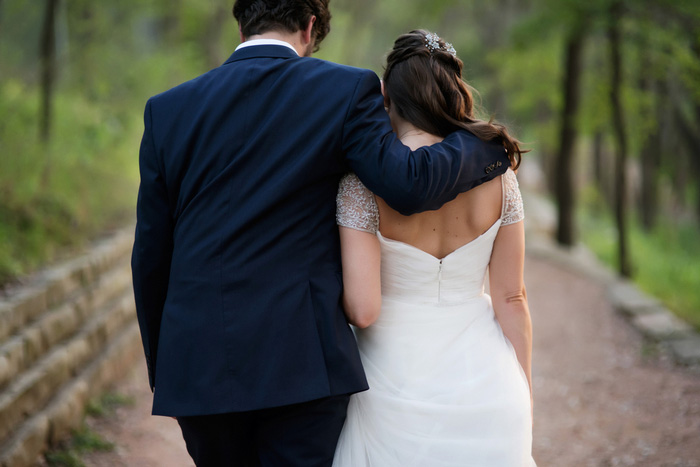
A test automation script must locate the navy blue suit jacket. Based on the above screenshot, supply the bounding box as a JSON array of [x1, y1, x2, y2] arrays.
[[132, 45, 509, 416]]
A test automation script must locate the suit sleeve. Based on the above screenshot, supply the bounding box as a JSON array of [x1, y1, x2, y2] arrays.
[[131, 99, 174, 391], [341, 70, 510, 215]]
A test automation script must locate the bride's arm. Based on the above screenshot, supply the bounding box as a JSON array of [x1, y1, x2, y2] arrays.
[[489, 220, 532, 400], [336, 173, 382, 328], [339, 227, 381, 328]]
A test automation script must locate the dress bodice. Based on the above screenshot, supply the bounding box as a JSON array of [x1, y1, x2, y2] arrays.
[[377, 220, 500, 305], [336, 169, 524, 306]]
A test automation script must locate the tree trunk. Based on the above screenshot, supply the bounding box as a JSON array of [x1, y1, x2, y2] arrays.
[[638, 38, 660, 231], [543, 150, 558, 196], [39, 0, 59, 144], [161, 0, 182, 45], [639, 132, 660, 230], [202, 4, 228, 70], [675, 102, 700, 223], [69, 2, 95, 92], [691, 40, 700, 225], [673, 101, 700, 171], [639, 77, 665, 231], [695, 102, 700, 224], [608, 1, 632, 277], [592, 130, 604, 192], [554, 23, 586, 246]]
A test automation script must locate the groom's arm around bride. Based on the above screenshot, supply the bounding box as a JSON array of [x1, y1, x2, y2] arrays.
[[131, 0, 510, 465]]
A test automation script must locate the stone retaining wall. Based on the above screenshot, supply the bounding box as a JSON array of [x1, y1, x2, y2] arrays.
[[0, 228, 141, 467]]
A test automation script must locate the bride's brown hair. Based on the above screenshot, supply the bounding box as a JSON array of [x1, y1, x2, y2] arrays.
[[383, 30, 525, 169]]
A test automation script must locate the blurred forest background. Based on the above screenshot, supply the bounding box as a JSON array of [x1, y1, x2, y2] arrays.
[[0, 0, 699, 327]]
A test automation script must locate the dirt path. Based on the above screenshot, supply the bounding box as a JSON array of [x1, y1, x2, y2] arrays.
[[82, 254, 700, 466], [526, 256, 699, 466], [80, 367, 192, 467]]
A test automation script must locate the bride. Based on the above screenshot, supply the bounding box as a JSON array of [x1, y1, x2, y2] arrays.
[[333, 30, 535, 466]]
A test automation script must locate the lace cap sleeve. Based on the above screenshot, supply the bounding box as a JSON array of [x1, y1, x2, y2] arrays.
[[336, 173, 379, 234], [501, 169, 524, 226]]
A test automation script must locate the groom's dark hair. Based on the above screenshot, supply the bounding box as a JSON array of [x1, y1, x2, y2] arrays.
[[233, 0, 331, 52]]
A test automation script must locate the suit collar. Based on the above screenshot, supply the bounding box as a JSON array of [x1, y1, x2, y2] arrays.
[[236, 38, 298, 55], [223, 45, 300, 65]]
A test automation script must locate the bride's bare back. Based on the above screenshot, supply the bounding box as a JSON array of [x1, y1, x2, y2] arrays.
[[376, 134, 503, 259]]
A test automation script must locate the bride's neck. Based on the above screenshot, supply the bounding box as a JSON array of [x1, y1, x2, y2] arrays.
[[393, 118, 443, 149]]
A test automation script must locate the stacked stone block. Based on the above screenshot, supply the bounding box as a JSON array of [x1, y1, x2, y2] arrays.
[[0, 228, 141, 467]]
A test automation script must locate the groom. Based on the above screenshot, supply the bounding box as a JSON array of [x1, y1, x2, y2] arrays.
[[132, 0, 510, 465]]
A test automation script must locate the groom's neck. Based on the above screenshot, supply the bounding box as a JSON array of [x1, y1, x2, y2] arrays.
[[244, 30, 309, 57]]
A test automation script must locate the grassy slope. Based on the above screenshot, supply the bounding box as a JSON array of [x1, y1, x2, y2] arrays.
[[0, 81, 140, 284], [577, 189, 700, 330]]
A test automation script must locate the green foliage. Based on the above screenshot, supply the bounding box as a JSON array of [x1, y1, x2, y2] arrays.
[[45, 450, 85, 467], [44, 391, 132, 465], [0, 79, 140, 282], [0, 0, 698, 330], [483, 0, 700, 324], [578, 187, 700, 330], [72, 426, 115, 452], [0, 0, 224, 284], [85, 392, 136, 418], [45, 426, 114, 467]]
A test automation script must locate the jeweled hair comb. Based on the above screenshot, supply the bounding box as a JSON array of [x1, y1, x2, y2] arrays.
[[424, 32, 457, 57]]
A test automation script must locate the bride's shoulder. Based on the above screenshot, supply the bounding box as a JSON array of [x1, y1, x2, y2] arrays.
[[338, 173, 370, 196], [337, 173, 375, 212], [501, 168, 522, 201], [501, 168, 524, 225], [336, 173, 379, 233], [502, 167, 520, 184]]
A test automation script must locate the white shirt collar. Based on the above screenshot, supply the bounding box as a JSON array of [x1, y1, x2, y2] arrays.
[[235, 39, 299, 56]]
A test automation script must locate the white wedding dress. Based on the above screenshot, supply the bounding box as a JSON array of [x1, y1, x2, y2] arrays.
[[333, 169, 535, 467]]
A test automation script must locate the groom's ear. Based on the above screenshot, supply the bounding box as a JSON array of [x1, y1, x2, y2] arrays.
[[302, 16, 316, 46]]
